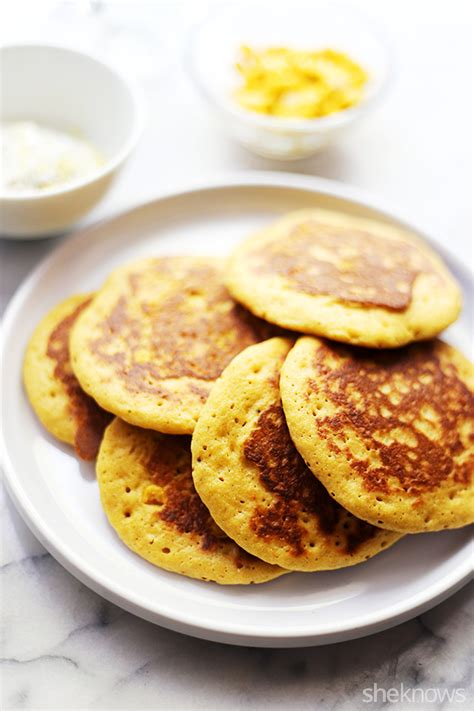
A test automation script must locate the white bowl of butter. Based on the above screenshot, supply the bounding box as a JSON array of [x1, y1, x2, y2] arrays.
[[0, 44, 144, 238], [188, 1, 393, 160]]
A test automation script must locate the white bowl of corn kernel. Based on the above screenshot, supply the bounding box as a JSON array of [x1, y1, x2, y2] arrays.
[[188, 1, 393, 160]]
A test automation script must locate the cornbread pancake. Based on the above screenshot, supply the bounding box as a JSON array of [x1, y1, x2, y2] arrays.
[[226, 209, 461, 347], [191, 338, 401, 571], [97, 418, 286, 584], [281, 337, 474, 533], [23, 294, 113, 460], [70, 257, 277, 435]]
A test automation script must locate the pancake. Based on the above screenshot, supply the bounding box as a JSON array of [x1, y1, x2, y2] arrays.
[[226, 209, 461, 348], [23, 294, 113, 460], [97, 418, 286, 584], [191, 338, 401, 571], [70, 257, 277, 434], [281, 336, 474, 533]]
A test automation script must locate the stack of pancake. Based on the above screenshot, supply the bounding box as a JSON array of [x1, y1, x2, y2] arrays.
[[24, 210, 474, 585]]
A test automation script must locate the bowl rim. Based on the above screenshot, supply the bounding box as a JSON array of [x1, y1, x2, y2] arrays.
[[0, 42, 146, 202], [185, 0, 396, 133]]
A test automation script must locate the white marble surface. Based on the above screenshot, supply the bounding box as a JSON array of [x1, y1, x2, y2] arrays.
[[1, 1, 473, 709]]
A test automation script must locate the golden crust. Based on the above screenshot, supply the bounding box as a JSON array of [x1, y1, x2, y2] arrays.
[[226, 209, 461, 348], [281, 336, 474, 533], [192, 338, 402, 571], [23, 294, 112, 459], [97, 418, 286, 584], [70, 257, 276, 434], [24, 295, 87, 445]]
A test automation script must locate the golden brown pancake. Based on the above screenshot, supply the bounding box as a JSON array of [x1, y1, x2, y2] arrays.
[[23, 294, 112, 460], [192, 338, 401, 570], [70, 257, 277, 434], [96, 418, 286, 584], [281, 336, 474, 533], [226, 209, 461, 347]]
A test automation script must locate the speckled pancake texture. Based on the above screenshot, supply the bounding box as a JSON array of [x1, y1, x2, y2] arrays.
[[23, 294, 113, 460], [70, 256, 277, 435], [226, 209, 461, 347], [192, 338, 401, 571], [281, 337, 474, 533], [97, 418, 285, 584]]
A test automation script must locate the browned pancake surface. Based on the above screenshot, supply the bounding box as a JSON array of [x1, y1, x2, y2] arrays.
[[249, 220, 437, 310], [71, 257, 279, 433], [225, 209, 461, 347], [97, 418, 286, 584], [245, 403, 379, 557], [281, 336, 474, 532], [307, 340, 473, 496], [192, 337, 401, 571], [24, 294, 112, 460], [47, 298, 113, 459]]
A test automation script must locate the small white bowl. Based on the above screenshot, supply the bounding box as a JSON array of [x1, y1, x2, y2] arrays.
[[188, 1, 393, 160], [0, 44, 144, 239]]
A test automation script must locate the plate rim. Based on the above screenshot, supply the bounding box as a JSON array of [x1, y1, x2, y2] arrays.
[[2, 171, 473, 647]]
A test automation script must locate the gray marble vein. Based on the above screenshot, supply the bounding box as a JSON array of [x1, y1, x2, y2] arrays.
[[1, 507, 472, 711], [1, 1, 473, 709]]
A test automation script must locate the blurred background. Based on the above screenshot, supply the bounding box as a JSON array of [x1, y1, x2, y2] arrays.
[[1, 3, 473, 709], [1, 0, 471, 252]]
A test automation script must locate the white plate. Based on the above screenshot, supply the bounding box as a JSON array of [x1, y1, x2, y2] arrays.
[[2, 172, 472, 648]]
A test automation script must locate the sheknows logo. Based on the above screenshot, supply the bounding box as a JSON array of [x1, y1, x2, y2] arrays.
[[362, 683, 467, 704]]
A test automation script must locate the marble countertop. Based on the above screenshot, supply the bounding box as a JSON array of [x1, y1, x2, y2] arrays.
[[1, 1, 472, 709]]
